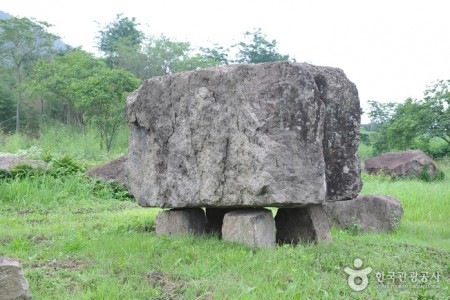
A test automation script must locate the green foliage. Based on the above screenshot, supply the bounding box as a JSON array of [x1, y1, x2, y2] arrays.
[[30, 49, 140, 152], [30, 49, 105, 125], [199, 45, 230, 65], [73, 67, 140, 152], [0, 17, 58, 69], [144, 35, 219, 77], [0, 17, 58, 133], [97, 14, 144, 66], [0, 123, 129, 160], [234, 28, 291, 64], [0, 81, 15, 132], [367, 80, 450, 157]]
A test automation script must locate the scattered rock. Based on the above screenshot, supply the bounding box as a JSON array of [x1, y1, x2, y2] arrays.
[[275, 205, 331, 244], [85, 156, 128, 186], [222, 208, 276, 248], [0, 154, 47, 171], [125, 62, 361, 208], [364, 150, 441, 180], [324, 194, 404, 232], [155, 208, 206, 236], [0, 256, 32, 300]]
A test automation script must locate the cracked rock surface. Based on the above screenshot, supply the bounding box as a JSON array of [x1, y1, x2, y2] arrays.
[[126, 62, 361, 208]]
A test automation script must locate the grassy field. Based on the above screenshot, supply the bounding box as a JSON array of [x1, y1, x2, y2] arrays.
[[0, 129, 449, 299]]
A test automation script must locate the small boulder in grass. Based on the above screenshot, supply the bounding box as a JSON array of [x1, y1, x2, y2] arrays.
[[85, 156, 128, 186], [0, 154, 47, 171], [0, 257, 32, 300], [324, 195, 404, 233], [364, 150, 443, 181]]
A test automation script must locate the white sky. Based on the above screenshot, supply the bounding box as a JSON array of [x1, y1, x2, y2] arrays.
[[2, 0, 450, 123]]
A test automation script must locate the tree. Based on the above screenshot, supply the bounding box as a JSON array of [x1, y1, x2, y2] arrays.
[[422, 80, 450, 144], [367, 100, 398, 126], [97, 14, 144, 67], [234, 28, 291, 64], [73, 68, 141, 152], [30, 49, 105, 124], [200, 44, 230, 65], [0, 17, 58, 132], [144, 35, 218, 77], [112, 40, 149, 79], [0, 81, 15, 132], [30, 48, 141, 151], [367, 81, 449, 157]]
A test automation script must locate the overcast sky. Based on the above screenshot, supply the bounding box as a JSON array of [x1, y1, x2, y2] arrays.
[[2, 0, 450, 123]]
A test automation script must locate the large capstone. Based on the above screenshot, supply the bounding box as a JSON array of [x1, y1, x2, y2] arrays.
[[126, 62, 361, 208]]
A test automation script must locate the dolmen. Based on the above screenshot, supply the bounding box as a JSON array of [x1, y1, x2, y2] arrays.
[[126, 61, 363, 247], [89, 62, 374, 247]]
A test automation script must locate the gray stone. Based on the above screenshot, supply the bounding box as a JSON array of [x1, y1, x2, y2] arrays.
[[85, 156, 128, 186], [0, 154, 47, 171], [205, 207, 234, 237], [155, 208, 206, 236], [125, 62, 361, 208], [275, 206, 331, 244], [324, 194, 404, 232], [0, 257, 32, 300], [221, 208, 276, 248], [364, 150, 441, 180]]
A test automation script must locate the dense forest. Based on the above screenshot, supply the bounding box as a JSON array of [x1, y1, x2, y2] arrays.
[[0, 13, 448, 157]]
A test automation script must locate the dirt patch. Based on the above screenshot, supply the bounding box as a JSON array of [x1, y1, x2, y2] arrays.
[[29, 258, 86, 270], [0, 236, 13, 244], [27, 235, 50, 243], [146, 270, 187, 299]]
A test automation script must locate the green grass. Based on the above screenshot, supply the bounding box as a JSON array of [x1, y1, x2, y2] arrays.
[[0, 122, 129, 163], [0, 128, 449, 299]]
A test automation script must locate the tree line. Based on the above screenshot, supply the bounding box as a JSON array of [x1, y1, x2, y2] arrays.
[[0, 14, 291, 151], [1, 14, 447, 157], [363, 80, 449, 158]]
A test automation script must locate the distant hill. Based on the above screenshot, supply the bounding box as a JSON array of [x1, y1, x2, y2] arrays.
[[0, 10, 70, 51], [0, 11, 12, 19]]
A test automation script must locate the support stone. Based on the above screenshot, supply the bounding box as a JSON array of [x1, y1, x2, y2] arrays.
[[222, 209, 276, 248], [155, 208, 206, 236], [275, 205, 331, 244], [205, 207, 234, 237]]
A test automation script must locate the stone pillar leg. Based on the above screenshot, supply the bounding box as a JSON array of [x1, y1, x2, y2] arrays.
[[205, 207, 233, 237], [155, 208, 206, 236], [222, 208, 276, 248], [275, 205, 331, 244]]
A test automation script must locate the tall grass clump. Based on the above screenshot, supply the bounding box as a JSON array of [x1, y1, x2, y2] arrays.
[[0, 151, 133, 211]]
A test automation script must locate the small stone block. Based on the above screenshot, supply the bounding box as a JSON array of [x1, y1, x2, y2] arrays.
[[222, 208, 276, 248], [155, 208, 206, 236], [275, 205, 331, 244], [324, 194, 404, 232]]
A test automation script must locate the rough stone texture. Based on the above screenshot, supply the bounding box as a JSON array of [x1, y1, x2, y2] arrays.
[[0, 257, 32, 300], [222, 209, 276, 248], [155, 208, 206, 236], [364, 150, 440, 180], [85, 156, 128, 186], [324, 194, 404, 232], [275, 206, 332, 244], [0, 154, 47, 171], [126, 62, 361, 208], [205, 207, 234, 236]]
